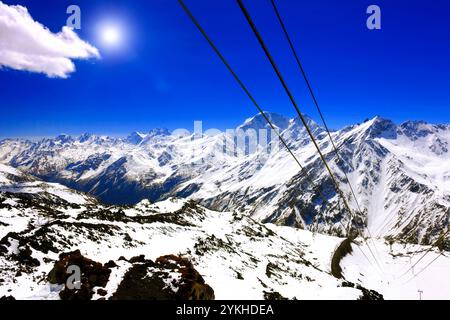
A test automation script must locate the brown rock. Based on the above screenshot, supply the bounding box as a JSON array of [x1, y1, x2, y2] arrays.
[[47, 249, 112, 300], [97, 288, 108, 296]]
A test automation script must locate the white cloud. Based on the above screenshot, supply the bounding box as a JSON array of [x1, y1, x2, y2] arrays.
[[0, 1, 100, 78]]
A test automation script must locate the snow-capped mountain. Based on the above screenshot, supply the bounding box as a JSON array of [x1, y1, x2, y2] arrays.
[[0, 164, 381, 300], [1, 164, 449, 300], [0, 114, 449, 247]]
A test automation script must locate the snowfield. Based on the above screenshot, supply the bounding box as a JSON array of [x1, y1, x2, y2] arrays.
[[341, 240, 450, 300], [0, 164, 448, 299]]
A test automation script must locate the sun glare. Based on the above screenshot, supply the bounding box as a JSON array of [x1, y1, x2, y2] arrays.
[[100, 24, 122, 47]]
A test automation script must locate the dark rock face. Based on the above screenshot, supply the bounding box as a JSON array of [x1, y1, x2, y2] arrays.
[[400, 121, 433, 140], [104, 260, 117, 268], [158, 151, 172, 166], [47, 250, 111, 300], [14, 245, 40, 268], [112, 254, 215, 300], [156, 255, 215, 300], [330, 238, 353, 279], [341, 281, 384, 300], [366, 117, 397, 139], [263, 291, 288, 300], [110, 260, 169, 300], [65, 153, 111, 174]]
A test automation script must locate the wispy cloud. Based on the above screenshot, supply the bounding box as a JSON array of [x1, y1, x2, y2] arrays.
[[0, 1, 99, 78]]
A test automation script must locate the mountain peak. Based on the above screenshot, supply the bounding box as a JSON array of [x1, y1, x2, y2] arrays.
[[78, 133, 96, 143], [126, 131, 148, 145], [290, 113, 321, 128], [355, 116, 397, 139], [148, 128, 170, 137], [237, 112, 290, 132], [371, 115, 391, 124], [54, 134, 74, 144], [131, 128, 171, 146], [399, 120, 445, 140], [285, 114, 325, 140]]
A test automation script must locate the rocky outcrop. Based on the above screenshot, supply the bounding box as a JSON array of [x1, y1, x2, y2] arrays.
[[46, 250, 214, 301], [111, 254, 214, 300], [47, 250, 111, 300]]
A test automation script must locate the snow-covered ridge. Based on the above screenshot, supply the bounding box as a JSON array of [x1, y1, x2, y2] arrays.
[[0, 114, 449, 247], [0, 163, 91, 206], [0, 165, 449, 300], [0, 167, 376, 300]]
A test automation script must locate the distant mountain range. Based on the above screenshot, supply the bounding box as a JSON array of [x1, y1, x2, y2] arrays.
[[1, 113, 449, 246]]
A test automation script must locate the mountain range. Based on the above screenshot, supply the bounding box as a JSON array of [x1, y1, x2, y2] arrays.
[[0, 113, 449, 248]]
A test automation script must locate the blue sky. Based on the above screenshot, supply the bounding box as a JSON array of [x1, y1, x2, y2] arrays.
[[1, 0, 449, 138]]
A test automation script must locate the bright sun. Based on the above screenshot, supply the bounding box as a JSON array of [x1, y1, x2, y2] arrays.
[[100, 25, 122, 47]]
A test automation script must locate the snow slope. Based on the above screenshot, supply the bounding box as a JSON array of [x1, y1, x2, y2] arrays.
[[341, 240, 450, 300], [0, 165, 368, 300], [0, 164, 449, 299]]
